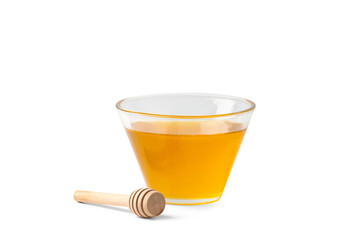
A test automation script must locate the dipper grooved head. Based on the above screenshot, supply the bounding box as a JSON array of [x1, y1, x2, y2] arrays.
[[129, 188, 166, 218]]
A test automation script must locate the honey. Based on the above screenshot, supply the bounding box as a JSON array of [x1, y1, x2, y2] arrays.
[[125, 121, 246, 204]]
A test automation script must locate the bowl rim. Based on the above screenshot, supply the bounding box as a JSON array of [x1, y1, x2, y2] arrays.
[[115, 93, 256, 119]]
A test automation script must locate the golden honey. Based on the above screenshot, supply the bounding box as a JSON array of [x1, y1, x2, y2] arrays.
[[125, 121, 246, 204]]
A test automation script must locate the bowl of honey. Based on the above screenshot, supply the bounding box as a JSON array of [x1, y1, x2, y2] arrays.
[[116, 93, 255, 205]]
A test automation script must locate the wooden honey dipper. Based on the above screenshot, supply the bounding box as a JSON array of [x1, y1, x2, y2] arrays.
[[74, 188, 166, 218]]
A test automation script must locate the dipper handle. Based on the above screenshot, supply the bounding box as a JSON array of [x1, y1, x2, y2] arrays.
[[74, 190, 129, 207]]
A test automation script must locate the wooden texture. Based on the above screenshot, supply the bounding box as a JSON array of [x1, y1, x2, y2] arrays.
[[74, 188, 165, 218], [74, 191, 129, 207], [128, 188, 166, 218]]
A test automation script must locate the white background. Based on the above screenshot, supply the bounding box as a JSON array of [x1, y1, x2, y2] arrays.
[[0, 0, 359, 239]]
